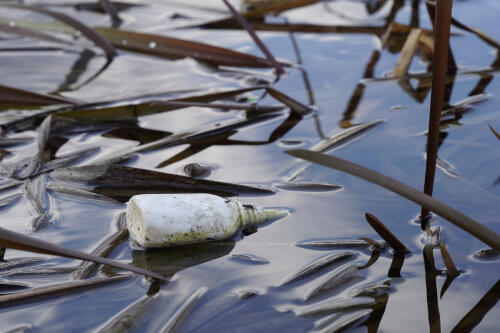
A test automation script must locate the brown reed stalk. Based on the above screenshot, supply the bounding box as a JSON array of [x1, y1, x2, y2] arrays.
[[421, 0, 453, 221]]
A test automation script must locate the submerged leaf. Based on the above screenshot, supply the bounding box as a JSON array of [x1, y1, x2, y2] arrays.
[[297, 296, 375, 316], [286, 149, 500, 252], [160, 287, 208, 333], [0, 275, 132, 308], [274, 182, 342, 192], [279, 251, 355, 286], [96, 294, 158, 333], [304, 263, 360, 300], [296, 239, 385, 249], [315, 309, 371, 333]]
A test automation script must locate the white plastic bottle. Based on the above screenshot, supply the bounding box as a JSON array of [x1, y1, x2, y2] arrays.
[[126, 193, 287, 247]]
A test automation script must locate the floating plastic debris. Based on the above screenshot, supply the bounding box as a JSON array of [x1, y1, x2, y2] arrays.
[[126, 194, 288, 247]]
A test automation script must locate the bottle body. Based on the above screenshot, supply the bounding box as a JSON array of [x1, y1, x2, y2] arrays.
[[127, 193, 287, 248], [127, 193, 243, 247]]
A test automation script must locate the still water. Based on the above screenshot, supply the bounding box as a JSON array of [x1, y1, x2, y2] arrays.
[[0, 1, 499, 332]]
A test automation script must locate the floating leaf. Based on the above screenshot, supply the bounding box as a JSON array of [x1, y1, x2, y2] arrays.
[[0, 227, 165, 280], [274, 182, 342, 192], [0, 266, 77, 279], [311, 120, 384, 153], [93, 26, 273, 68], [0, 281, 31, 293], [0, 84, 78, 107], [51, 164, 273, 201], [286, 149, 500, 252], [2, 4, 116, 59], [296, 239, 385, 249], [0, 257, 44, 271], [279, 251, 355, 286], [0, 22, 73, 45], [0, 275, 132, 308]]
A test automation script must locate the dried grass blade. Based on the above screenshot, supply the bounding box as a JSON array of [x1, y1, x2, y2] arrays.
[[0, 22, 72, 45], [2, 4, 116, 59], [286, 149, 500, 252], [393, 29, 422, 77], [94, 27, 272, 68], [0, 274, 132, 308], [421, 0, 453, 219], [222, 0, 285, 75], [0, 84, 78, 107], [438, 242, 459, 278], [488, 124, 500, 141], [0, 227, 165, 280], [364, 213, 409, 253]]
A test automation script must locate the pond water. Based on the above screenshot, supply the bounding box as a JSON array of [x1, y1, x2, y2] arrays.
[[0, 0, 499, 332]]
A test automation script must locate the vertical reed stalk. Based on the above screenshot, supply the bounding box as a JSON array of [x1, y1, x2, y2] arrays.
[[421, 0, 453, 223]]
